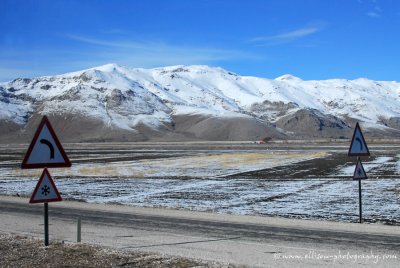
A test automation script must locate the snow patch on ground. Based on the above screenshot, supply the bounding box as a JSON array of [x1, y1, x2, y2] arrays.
[[1, 151, 399, 224], [336, 156, 393, 177], [1, 176, 399, 224]]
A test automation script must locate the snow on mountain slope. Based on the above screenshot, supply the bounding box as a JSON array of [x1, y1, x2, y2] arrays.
[[271, 75, 400, 124], [0, 64, 172, 131], [0, 63, 399, 141]]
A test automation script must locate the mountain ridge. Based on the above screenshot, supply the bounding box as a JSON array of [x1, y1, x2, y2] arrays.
[[1, 64, 400, 143]]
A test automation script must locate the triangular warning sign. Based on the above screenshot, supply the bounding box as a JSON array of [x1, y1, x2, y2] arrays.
[[353, 159, 368, 180], [30, 168, 62, 203], [348, 122, 370, 156], [21, 116, 71, 169]]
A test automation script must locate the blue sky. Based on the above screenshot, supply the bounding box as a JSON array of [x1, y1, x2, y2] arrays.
[[1, 0, 400, 82]]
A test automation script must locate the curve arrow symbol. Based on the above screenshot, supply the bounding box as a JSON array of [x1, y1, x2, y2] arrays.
[[40, 139, 55, 159], [355, 137, 363, 151]]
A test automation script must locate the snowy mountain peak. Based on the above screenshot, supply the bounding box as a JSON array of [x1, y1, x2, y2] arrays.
[[58, 63, 127, 80], [92, 63, 123, 72], [1, 64, 400, 142], [275, 74, 303, 81], [152, 65, 237, 76]]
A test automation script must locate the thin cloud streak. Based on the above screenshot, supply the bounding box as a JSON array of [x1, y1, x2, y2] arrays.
[[65, 34, 152, 49], [65, 34, 260, 62], [0, 35, 262, 81], [249, 26, 322, 46], [366, 11, 381, 18]]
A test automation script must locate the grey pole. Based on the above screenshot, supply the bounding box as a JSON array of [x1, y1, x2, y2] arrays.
[[77, 218, 81, 242], [357, 157, 363, 223], [44, 202, 49, 246], [358, 178, 362, 223]]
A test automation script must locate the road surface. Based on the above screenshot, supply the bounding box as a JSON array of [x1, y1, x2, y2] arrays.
[[1, 195, 399, 267]]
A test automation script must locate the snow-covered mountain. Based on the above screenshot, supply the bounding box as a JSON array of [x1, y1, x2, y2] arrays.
[[1, 63, 400, 142]]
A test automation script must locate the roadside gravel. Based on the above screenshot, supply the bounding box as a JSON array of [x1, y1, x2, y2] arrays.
[[0, 234, 238, 268]]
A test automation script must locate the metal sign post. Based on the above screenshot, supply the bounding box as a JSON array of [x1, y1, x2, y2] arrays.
[[29, 168, 62, 246], [353, 157, 367, 223], [348, 122, 370, 224], [21, 116, 71, 246], [44, 202, 49, 246], [358, 179, 362, 223], [357, 159, 362, 224]]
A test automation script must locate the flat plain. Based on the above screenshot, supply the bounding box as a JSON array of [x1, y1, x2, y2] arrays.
[[1, 141, 399, 225]]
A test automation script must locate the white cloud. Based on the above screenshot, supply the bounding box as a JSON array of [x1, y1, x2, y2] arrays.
[[360, 0, 383, 18], [65, 34, 259, 64], [0, 35, 262, 81], [249, 26, 322, 46], [366, 11, 381, 18]]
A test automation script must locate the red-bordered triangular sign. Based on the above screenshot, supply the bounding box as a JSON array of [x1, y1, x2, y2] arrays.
[[21, 116, 71, 169], [29, 168, 62, 203], [353, 159, 368, 180], [348, 122, 370, 157]]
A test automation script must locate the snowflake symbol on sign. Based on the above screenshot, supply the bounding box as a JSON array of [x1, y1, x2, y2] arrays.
[[357, 168, 363, 176], [41, 185, 50, 196]]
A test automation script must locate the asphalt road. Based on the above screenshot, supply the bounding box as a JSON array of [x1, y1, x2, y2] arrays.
[[1, 196, 399, 267]]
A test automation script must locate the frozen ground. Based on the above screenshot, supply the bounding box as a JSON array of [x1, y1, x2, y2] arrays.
[[0, 142, 399, 225], [2, 150, 326, 178]]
